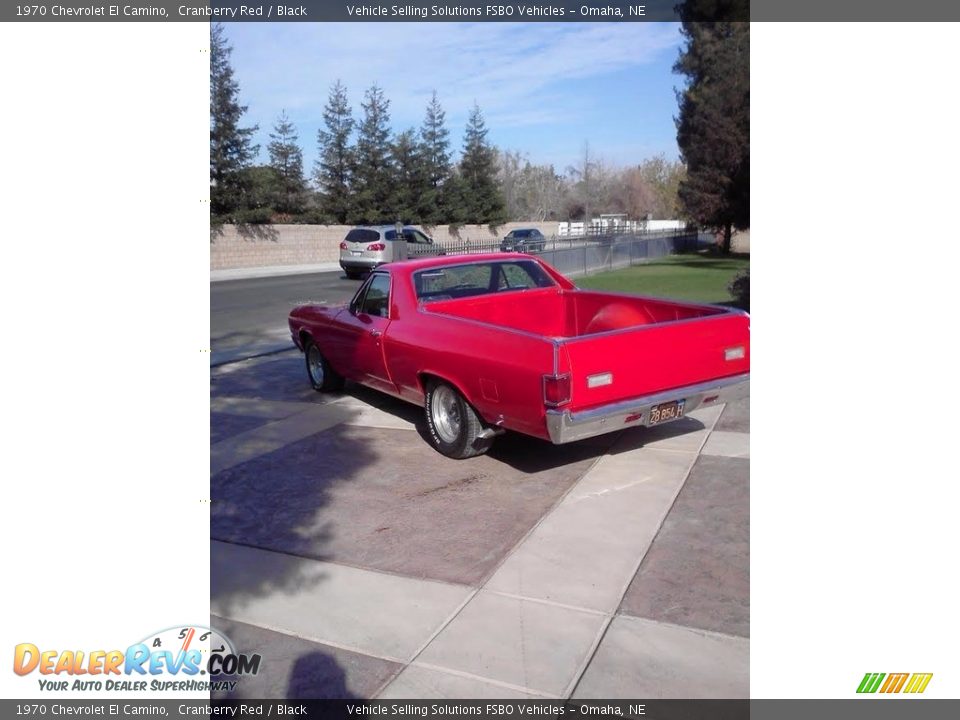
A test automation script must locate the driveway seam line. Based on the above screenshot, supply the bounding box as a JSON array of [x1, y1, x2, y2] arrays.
[[374, 437, 615, 699], [561, 615, 614, 700], [409, 662, 561, 698], [484, 590, 610, 617], [209, 614, 408, 666], [564, 405, 723, 699], [474, 444, 613, 589], [614, 613, 750, 642], [209, 538, 474, 591], [402, 588, 482, 665]]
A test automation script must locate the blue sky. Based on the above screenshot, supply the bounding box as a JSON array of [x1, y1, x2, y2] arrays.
[[223, 22, 685, 177]]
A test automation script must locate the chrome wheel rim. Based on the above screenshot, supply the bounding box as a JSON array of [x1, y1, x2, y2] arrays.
[[307, 346, 325, 386], [430, 385, 462, 444]]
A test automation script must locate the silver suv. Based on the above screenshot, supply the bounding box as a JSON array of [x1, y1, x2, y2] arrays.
[[339, 225, 440, 279]]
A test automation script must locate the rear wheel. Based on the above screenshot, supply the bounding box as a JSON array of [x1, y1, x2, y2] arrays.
[[344, 270, 362, 280], [424, 380, 491, 459], [305, 340, 345, 392]]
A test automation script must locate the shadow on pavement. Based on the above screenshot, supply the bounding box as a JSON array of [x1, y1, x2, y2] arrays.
[[210, 616, 396, 700], [211, 350, 327, 403], [211, 376, 385, 697], [213, 351, 712, 473]]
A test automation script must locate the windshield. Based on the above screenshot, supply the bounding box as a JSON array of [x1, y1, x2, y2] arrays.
[[414, 260, 557, 302]]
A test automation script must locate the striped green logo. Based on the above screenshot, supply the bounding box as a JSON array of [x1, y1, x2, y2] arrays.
[[857, 672, 932, 694]]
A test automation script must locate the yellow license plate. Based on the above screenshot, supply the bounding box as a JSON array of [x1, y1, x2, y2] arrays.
[[649, 400, 685, 425]]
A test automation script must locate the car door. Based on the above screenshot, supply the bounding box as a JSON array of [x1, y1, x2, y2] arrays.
[[336, 272, 396, 393]]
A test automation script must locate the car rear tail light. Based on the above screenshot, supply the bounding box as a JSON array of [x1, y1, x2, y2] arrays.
[[543, 373, 571, 407], [339, 242, 348, 250], [367, 242, 386, 251]]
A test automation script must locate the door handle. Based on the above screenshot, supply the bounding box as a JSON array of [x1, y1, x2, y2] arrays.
[[370, 329, 382, 338]]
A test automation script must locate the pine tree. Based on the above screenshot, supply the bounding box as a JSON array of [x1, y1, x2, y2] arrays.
[[419, 91, 452, 224], [392, 129, 429, 224], [674, 4, 749, 252], [209, 23, 259, 221], [314, 80, 355, 224], [351, 84, 395, 224], [458, 103, 506, 226], [267, 110, 307, 216]]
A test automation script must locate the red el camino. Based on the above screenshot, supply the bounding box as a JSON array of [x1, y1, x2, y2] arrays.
[[288, 253, 749, 459]]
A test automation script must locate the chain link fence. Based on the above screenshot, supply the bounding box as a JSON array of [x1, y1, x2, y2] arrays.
[[430, 229, 706, 278]]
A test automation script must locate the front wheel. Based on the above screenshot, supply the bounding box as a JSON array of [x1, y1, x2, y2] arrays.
[[305, 340, 345, 392], [424, 380, 492, 459]]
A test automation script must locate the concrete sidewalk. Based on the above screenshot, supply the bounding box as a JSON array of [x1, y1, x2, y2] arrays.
[[209, 352, 749, 700], [211, 262, 342, 282]]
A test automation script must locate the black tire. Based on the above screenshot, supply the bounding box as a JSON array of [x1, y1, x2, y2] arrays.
[[424, 380, 492, 459], [304, 340, 345, 392], [344, 270, 362, 280]]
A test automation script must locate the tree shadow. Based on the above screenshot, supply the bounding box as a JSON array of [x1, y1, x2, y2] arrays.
[[210, 417, 376, 614], [211, 354, 384, 698], [211, 350, 327, 403], [236, 223, 280, 242]]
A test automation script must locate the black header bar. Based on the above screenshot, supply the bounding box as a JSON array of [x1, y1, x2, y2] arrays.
[[6, 0, 960, 22]]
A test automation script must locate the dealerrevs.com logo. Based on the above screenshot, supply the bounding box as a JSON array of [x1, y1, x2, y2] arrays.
[[857, 672, 933, 694], [13, 625, 261, 693]]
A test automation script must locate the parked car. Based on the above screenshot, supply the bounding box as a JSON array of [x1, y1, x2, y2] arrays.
[[339, 225, 439, 279], [289, 253, 749, 459], [500, 228, 547, 253]]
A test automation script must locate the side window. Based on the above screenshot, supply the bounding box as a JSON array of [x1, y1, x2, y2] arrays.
[[412, 230, 432, 244], [359, 274, 391, 318], [416, 265, 493, 298], [499, 263, 538, 290]]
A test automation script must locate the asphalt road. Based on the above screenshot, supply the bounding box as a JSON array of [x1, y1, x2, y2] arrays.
[[210, 270, 360, 365]]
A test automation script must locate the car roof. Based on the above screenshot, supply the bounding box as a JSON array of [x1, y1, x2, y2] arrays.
[[353, 225, 424, 231]]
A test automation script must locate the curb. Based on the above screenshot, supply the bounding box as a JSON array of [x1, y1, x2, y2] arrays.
[[211, 263, 342, 282], [211, 343, 296, 368]]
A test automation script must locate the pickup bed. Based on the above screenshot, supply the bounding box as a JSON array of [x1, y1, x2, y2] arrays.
[[288, 253, 749, 458]]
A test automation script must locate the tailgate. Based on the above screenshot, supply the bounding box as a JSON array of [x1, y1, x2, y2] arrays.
[[343, 239, 385, 260], [561, 311, 750, 411]]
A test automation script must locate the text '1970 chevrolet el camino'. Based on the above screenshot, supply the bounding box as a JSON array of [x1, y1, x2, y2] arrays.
[[288, 253, 749, 459]]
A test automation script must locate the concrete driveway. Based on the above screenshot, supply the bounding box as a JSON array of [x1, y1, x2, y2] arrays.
[[210, 349, 749, 699]]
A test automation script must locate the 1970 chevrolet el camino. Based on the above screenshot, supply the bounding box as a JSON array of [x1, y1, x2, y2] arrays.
[[288, 253, 750, 459]]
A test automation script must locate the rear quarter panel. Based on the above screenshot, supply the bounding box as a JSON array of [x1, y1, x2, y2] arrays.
[[561, 310, 750, 411], [384, 306, 557, 439]]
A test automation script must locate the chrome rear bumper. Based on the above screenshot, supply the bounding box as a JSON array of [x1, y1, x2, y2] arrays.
[[545, 373, 749, 444]]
